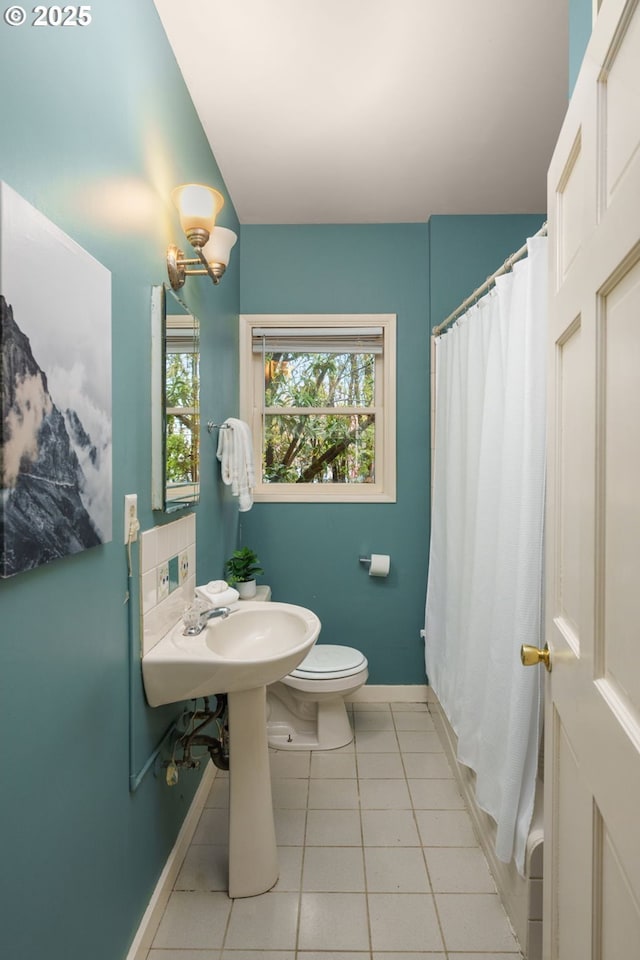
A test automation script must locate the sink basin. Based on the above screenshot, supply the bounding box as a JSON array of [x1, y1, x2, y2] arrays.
[[142, 601, 321, 707]]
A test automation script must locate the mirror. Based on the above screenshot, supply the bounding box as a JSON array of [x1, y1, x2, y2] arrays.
[[151, 285, 200, 512]]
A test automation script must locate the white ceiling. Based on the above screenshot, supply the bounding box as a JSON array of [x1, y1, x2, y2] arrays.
[[153, 0, 569, 224]]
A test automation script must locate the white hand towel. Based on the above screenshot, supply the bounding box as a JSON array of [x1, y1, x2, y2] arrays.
[[216, 423, 233, 486], [195, 584, 240, 607], [206, 580, 228, 594], [216, 418, 255, 511]]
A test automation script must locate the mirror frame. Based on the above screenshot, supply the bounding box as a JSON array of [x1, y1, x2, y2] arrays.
[[151, 284, 200, 512]]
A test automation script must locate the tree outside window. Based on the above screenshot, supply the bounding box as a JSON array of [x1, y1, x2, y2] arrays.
[[165, 349, 199, 486], [263, 350, 376, 484]]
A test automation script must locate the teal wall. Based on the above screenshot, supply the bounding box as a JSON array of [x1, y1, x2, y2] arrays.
[[570, 0, 593, 95], [0, 3, 240, 959], [429, 214, 547, 327], [239, 225, 430, 685], [239, 218, 544, 684]]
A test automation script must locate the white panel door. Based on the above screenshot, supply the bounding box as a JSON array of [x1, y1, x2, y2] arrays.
[[543, 1, 640, 957]]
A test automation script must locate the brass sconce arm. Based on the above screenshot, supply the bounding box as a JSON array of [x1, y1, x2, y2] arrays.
[[166, 244, 228, 289], [194, 246, 221, 285]]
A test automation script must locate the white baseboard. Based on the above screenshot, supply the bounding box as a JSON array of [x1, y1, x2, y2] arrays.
[[348, 683, 433, 703], [126, 762, 217, 960]]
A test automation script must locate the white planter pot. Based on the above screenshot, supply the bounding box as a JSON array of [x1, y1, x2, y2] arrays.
[[236, 579, 257, 599]]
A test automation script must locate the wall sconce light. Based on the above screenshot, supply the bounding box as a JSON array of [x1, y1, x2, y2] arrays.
[[166, 183, 237, 289]]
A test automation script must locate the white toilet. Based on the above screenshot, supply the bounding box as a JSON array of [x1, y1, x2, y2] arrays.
[[266, 643, 369, 750]]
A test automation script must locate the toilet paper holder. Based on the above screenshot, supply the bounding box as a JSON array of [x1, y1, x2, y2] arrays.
[[359, 554, 391, 577]]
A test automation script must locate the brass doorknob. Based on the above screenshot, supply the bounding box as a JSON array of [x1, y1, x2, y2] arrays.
[[520, 643, 551, 672]]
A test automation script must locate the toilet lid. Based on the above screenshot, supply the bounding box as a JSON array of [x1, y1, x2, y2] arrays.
[[290, 644, 367, 680]]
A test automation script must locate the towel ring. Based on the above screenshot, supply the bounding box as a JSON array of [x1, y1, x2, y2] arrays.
[[207, 421, 231, 433]]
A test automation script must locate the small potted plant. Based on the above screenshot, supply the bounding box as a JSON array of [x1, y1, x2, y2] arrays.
[[225, 546, 264, 599]]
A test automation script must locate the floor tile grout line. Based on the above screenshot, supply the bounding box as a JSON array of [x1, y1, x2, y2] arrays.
[[293, 763, 311, 956], [353, 738, 374, 959], [395, 702, 450, 958]]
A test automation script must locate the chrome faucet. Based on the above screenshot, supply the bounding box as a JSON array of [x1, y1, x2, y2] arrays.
[[204, 606, 231, 622], [182, 604, 231, 636]]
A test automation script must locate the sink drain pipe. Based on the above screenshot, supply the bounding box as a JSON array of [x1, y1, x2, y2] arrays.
[[179, 694, 229, 771], [164, 695, 230, 785]]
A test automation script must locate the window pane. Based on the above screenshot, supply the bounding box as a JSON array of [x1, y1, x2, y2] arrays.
[[264, 414, 375, 484], [166, 350, 199, 484], [166, 352, 199, 408], [264, 352, 375, 408], [166, 412, 200, 483]]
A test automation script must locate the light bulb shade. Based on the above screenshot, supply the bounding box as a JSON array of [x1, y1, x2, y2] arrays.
[[172, 183, 224, 248], [202, 226, 238, 268]]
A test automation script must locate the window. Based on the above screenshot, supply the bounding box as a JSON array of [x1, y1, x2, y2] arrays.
[[240, 314, 396, 502]]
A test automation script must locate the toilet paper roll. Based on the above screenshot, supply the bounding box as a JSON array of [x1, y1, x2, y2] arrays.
[[369, 554, 390, 577]]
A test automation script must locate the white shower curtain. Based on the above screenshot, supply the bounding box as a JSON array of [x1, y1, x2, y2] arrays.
[[425, 235, 547, 875]]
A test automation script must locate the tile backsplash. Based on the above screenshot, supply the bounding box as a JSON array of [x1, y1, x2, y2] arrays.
[[139, 513, 196, 656]]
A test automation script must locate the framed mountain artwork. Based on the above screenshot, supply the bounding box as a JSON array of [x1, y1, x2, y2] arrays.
[[0, 182, 112, 578]]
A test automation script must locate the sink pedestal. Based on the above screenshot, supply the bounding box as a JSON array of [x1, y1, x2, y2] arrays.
[[227, 685, 278, 898]]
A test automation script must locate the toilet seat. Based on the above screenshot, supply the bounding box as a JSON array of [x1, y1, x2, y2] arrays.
[[289, 644, 367, 681]]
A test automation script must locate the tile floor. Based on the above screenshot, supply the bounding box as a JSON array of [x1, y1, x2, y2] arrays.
[[147, 701, 523, 959]]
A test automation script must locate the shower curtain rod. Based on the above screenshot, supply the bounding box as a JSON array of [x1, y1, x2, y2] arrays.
[[432, 221, 548, 337]]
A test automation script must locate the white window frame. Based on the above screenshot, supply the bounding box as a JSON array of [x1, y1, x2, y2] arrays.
[[239, 314, 396, 503]]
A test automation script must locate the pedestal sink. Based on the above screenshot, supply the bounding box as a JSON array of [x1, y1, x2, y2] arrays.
[[142, 601, 321, 897]]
